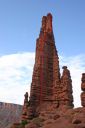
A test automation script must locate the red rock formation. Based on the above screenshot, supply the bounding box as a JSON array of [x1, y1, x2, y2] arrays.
[[81, 73, 85, 107], [22, 92, 29, 121], [60, 66, 74, 107], [10, 13, 85, 128], [28, 13, 61, 119], [26, 13, 74, 120]]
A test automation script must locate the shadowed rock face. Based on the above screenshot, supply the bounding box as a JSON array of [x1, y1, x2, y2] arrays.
[[0, 102, 22, 128]]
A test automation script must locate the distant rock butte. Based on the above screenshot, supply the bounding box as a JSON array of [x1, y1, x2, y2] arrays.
[[11, 13, 85, 128], [0, 102, 22, 128]]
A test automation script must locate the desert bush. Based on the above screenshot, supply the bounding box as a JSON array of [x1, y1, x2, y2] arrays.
[[32, 117, 43, 127]]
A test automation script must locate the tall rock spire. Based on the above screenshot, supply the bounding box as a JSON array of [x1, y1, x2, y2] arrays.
[[29, 13, 60, 119], [20, 13, 74, 121]]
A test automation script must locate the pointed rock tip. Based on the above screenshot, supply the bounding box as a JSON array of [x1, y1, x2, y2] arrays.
[[47, 13, 53, 18], [62, 66, 67, 69], [42, 16, 47, 21], [82, 73, 85, 77], [42, 13, 52, 20], [82, 73, 85, 75]]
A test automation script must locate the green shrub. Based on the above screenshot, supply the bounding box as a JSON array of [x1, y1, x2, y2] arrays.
[[21, 120, 28, 126]]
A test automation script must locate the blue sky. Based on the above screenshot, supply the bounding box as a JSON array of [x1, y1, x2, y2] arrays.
[[0, 0, 85, 107], [0, 0, 85, 56]]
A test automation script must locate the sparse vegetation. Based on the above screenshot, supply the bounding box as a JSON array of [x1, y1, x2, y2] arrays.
[[21, 120, 28, 126], [32, 117, 44, 127]]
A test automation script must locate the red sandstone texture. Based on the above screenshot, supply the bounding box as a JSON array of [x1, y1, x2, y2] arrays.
[[11, 13, 85, 128], [28, 13, 74, 120], [22, 92, 29, 121]]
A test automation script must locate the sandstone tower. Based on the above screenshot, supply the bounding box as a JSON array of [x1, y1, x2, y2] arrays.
[[22, 13, 74, 121], [81, 73, 85, 107], [11, 13, 85, 128]]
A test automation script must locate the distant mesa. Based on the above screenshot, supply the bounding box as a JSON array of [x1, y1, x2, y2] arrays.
[[0, 102, 22, 128]]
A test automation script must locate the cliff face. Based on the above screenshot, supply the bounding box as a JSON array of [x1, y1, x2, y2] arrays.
[[0, 102, 22, 128]]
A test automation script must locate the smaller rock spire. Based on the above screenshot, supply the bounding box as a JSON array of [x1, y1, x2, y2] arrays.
[[81, 73, 85, 107], [59, 66, 74, 107], [21, 92, 29, 121]]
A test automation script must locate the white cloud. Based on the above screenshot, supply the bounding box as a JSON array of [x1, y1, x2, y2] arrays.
[[0, 52, 35, 105], [0, 52, 85, 108], [60, 54, 85, 108]]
